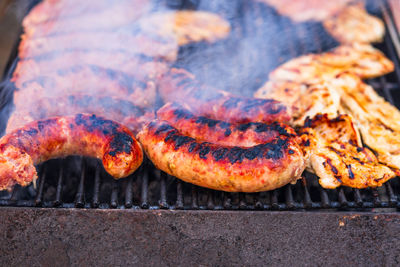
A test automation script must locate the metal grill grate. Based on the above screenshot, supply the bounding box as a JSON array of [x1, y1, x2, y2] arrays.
[[0, 0, 400, 211]]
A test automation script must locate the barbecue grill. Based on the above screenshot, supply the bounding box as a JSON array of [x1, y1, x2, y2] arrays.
[[1, 0, 400, 266]]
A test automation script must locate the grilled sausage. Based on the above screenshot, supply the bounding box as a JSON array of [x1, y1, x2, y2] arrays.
[[158, 68, 292, 124], [11, 52, 169, 87], [22, 0, 151, 38], [18, 31, 178, 62], [13, 64, 158, 108], [7, 94, 154, 134], [0, 114, 143, 190], [157, 102, 296, 147], [137, 120, 305, 192]]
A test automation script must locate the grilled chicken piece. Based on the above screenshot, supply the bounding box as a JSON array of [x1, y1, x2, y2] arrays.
[[18, 31, 178, 62], [139, 11, 230, 46], [13, 65, 157, 108], [299, 114, 395, 189], [269, 43, 394, 83], [323, 3, 385, 44], [255, 0, 352, 22], [334, 73, 400, 171], [254, 80, 341, 126], [22, 0, 151, 38]]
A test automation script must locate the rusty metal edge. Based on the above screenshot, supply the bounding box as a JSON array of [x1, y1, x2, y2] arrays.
[[0, 207, 399, 266]]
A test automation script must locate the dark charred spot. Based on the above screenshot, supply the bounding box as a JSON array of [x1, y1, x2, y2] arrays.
[[325, 159, 339, 175], [288, 149, 294, 154], [254, 122, 292, 136], [173, 108, 193, 120], [164, 131, 179, 143], [328, 146, 344, 157], [236, 123, 252, 132], [37, 118, 58, 132], [304, 117, 312, 128], [198, 143, 211, 159], [188, 142, 198, 153], [356, 147, 363, 153], [347, 165, 355, 179], [244, 145, 263, 160], [228, 147, 245, 164], [218, 122, 231, 129], [173, 136, 194, 150], [212, 147, 229, 161], [224, 128, 232, 137], [75, 114, 119, 135], [304, 139, 310, 147], [154, 123, 175, 135], [25, 128, 38, 136], [265, 103, 286, 115], [195, 117, 219, 128], [108, 132, 133, 156]]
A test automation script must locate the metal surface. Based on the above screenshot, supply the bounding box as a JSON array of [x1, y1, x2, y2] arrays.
[[1, 1, 400, 212], [0, 208, 400, 266]]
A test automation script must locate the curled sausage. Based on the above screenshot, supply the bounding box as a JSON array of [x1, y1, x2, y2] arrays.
[[137, 120, 305, 192], [0, 114, 143, 190]]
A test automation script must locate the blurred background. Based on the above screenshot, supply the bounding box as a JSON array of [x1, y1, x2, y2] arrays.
[[0, 0, 28, 75]]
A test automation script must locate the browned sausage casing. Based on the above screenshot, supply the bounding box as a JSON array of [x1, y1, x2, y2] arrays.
[[137, 120, 305, 192], [157, 102, 297, 147], [0, 114, 143, 190], [158, 68, 292, 124]]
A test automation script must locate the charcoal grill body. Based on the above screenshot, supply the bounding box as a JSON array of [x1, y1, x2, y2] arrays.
[[1, 0, 400, 266]]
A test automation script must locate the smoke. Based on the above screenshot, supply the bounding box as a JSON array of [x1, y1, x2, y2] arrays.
[[1, 0, 388, 136]]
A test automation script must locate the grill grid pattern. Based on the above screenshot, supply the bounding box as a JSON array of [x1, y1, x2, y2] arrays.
[[0, 0, 400, 211]]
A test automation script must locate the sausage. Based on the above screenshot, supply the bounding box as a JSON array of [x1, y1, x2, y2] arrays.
[[0, 114, 143, 190], [13, 64, 158, 108], [158, 68, 292, 124], [157, 102, 296, 147], [137, 120, 305, 192], [8, 94, 154, 134], [18, 31, 178, 62]]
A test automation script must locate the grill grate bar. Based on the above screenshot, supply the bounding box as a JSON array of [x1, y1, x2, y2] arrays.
[[285, 185, 295, 209], [191, 185, 199, 209], [140, 167, 149, 209], [385, 182, 397, 205], [110, 179, 119, 208], [372, 188, 382, 207], [353, 189, 363, 207], [175, 180, 184, 209], [223, 192, 231, 209], [338, 188, 348, 208], [124, 175, 133, 208], [53, 164, 64, 207], [91, 166, 101, 208], [74, 158, 85, 208], [302, 178, 313, 208], [207, 191, 215, 209], [34, 165, 46, 206], [159, 172, 169, 209], [319, 187, 331, 208]]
